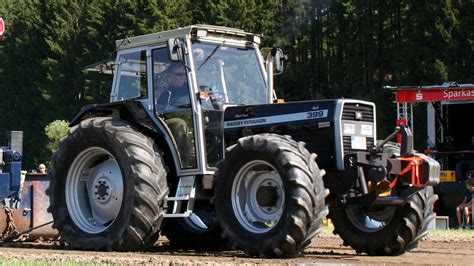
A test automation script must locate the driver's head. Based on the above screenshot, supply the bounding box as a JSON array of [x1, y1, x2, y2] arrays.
[[167, 63, 186, 88]]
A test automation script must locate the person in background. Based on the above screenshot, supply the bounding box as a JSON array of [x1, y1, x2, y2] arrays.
[[37, 163, 47, 174], [456, 171, 474, 228]]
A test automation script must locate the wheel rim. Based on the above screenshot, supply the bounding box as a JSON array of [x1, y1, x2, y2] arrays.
[[231, 160, 284, 234], [66, 147, 124, 234], [345, 205, 396, 233]]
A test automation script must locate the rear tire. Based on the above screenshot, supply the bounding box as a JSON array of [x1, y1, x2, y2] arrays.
[[214, 134, 328, 257], [48, 117, 168, 251]]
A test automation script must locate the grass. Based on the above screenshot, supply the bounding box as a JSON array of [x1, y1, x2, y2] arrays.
[[427, 228, 474, 241]]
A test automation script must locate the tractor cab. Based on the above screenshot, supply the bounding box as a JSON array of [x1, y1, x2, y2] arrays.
[[88, 25, 278, 173]]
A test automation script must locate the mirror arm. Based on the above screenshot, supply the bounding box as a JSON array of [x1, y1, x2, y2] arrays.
[[266, 51, 275, 103]]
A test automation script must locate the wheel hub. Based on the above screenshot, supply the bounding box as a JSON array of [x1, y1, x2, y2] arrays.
[[256, 186, 278, 207], [232, 160, 285, 234], [94, 179, 111, 202], [66, 147, 124, 234]]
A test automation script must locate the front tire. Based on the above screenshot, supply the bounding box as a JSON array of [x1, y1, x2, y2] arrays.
[[330, 186, 437, 255], [214, 134, 328, 257], [48, 117, 168, 251]]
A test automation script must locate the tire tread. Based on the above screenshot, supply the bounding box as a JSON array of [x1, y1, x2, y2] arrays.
[[215, 133, 328, 257]]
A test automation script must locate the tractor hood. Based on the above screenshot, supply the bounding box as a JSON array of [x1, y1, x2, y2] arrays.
[[221, 99, 376, 171], [223, 100, 337, 130], [222, 100, 339, 169]]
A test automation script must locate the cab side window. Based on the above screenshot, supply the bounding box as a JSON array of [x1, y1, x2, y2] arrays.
[[114, 50, 147, 101]]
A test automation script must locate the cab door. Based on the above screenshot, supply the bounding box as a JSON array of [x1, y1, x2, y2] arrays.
[[150, 46, 197, 169]]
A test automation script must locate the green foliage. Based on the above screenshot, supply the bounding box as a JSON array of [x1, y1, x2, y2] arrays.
[[0, 1, 472, 165], [45, 120, 69, 154]]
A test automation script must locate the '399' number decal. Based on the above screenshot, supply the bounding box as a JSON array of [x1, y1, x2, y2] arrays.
[[306, 110, 328, 119]]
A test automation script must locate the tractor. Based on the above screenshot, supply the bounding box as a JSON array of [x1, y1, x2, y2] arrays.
[[48, 25, 440, 257]]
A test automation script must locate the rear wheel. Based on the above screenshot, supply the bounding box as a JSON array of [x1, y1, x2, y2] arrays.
[[215, 134, 328, 257], [48, 117, 168, 251]]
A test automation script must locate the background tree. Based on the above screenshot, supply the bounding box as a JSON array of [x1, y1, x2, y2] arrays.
[[44, 119, 69, 155], [0, 0, 472, 169]]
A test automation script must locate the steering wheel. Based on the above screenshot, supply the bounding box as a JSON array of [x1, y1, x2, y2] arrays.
[[209, 91, 226, 102]]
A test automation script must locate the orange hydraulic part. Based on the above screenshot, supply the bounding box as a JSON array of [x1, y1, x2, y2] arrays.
[[389, 156, 426, 189]]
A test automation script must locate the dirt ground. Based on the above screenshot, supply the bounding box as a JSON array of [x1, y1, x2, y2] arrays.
[[0, 232, 473, 265]]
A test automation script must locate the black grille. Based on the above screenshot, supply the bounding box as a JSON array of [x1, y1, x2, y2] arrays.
[[342, 103, 375, 154], [342, 103, 374, 122]]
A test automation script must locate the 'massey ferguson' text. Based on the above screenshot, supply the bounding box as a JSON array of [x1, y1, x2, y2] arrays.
[[225, 118, 266, 127]]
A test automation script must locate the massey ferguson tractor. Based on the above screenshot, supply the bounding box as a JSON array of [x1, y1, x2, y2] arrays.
[[48, 25, 440, 257]]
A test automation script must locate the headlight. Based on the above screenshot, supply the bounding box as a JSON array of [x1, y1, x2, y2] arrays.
[[361, 124, 373, 136], [343, 123, 355, 135]]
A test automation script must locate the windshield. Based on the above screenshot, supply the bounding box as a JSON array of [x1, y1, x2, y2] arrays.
[[192, 41, 267, 108]]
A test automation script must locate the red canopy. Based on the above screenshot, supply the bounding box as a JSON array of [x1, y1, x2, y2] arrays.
[[385, 83, 474, 103]]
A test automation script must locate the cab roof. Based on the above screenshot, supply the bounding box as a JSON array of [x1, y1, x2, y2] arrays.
[[115, 24, 259, 51]]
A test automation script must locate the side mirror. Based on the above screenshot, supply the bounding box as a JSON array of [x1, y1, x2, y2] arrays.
[[168, 38, 184, 62], [263, 47, 285, 103], [271, 48, 284, 74]]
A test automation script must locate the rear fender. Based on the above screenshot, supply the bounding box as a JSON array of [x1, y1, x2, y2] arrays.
[[69, 101, 181, 173], [70, 101, 157, 131]]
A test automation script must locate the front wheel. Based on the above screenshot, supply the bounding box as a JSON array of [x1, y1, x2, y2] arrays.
[[330, 186, 437, 255], [214, 134, 328, 257], [48, 117, 168, 251]]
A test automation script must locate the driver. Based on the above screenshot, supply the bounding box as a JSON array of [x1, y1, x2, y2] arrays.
[[154, 63, 194, 167], [155, 63, 189, 109]]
